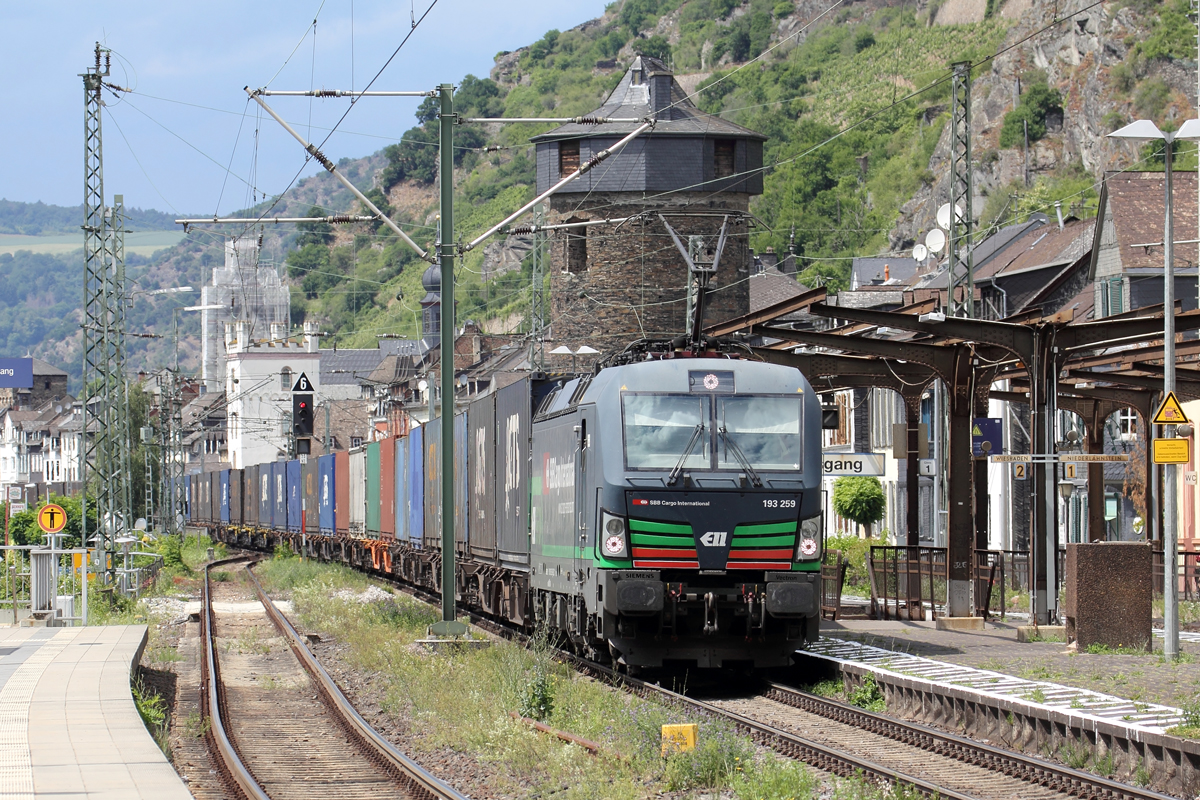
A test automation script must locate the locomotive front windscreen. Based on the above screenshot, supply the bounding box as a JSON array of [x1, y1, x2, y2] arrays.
[[716, 396, 803, 472], [622, 393, 802, 472], [622, 394, 711, 470]]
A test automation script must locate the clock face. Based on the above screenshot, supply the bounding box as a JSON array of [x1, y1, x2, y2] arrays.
[[604, 535, 625, 555], [799, 537, 818, 556]]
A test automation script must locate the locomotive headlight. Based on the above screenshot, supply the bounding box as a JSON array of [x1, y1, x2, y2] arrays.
[[601, 511, 628, 558], [795, 514, 823, 561]]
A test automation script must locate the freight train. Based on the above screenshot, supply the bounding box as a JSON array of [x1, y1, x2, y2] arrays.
[[188, 354, 824, 671]]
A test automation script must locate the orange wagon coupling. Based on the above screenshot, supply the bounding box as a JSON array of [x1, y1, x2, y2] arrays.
[[365, 540, 392, 572]]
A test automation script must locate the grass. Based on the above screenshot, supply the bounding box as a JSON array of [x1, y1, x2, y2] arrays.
[[254, 553, 922, 799], [1084, 643, 1152, 656], [183, 710, 210, 739], [132, 675, 170, 758], [847, 675, 885, 713], [1166, 696, 1200, 740]]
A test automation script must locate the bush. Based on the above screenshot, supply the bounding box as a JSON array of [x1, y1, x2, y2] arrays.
[[1134, 77, 1171, 120], [832, 476, 886, 534], [826, 534, 884, 592], [998, 78, 1063, 149]]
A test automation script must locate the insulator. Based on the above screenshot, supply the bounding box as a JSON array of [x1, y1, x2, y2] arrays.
[[573, 116, 606, 125], [329, 215, 356, 224], [315, 90, 338, 97], [305, 144, 334, 171], [508, 226, 534, 235]]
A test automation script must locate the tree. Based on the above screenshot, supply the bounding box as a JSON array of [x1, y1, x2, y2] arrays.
[[832, 476, 886, 537]]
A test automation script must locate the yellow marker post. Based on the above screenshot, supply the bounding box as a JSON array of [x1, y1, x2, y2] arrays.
[[661, 723, 697, 756]]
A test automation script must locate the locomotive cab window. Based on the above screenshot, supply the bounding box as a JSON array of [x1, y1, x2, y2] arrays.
[[623, 394, 710, 470], [717, 396, 802, 472]]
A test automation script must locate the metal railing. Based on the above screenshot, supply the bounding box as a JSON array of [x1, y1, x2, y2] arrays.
[[821, 550, 848, 620], [867, 546, 947, 620]]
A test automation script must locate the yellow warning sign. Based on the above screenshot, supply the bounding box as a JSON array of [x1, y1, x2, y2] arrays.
[[1152, 391, 1190, 425], [661, 723, 698, 756], [1152, 437, 1190, 465], [37, 503, 67, 534]]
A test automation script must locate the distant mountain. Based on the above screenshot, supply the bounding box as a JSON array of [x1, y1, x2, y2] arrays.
[[0, 199, 184, 236]]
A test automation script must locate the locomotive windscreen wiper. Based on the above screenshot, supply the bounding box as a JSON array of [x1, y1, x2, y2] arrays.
[[667, 424, 705, 486], [719, 426, 763, 487]]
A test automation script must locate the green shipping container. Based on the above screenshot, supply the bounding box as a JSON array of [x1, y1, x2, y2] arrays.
[[366, 440, 381, 534]]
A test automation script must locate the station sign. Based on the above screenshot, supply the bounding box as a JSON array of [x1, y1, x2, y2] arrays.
[[990, 454, 1129, 463], [822, 453, 885, 476], [1152, 438, 1190, 465], [0, 358, 33, 389]]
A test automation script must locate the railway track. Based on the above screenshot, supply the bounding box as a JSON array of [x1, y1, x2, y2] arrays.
[[220, 542, 1185, 800], [199, 556, 467, 800]]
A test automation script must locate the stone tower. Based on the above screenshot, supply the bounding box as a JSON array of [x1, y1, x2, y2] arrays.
[[531, 55, 765, 353]]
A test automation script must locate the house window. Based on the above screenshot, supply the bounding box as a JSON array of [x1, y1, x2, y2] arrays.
[[714, 139, 735, 179], [565, 219, 587, 274], [559, 140, 580, 176], [351, 436, 363, 448], [1100, 277, 1124, 317], [281, 367, 293, 390]]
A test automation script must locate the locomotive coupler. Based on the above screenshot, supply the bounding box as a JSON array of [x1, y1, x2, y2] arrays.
[[703, 591, 718, 635]]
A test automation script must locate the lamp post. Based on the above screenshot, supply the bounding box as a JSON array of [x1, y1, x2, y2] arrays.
[[550, 345, 599, 373], [1108, 118, 1200, 658]]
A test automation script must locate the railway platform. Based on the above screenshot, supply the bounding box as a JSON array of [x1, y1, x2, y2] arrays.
[[0, 624, 191, 799]]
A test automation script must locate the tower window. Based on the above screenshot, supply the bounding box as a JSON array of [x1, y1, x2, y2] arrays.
[[566, 222, 587, 274], [280, 367, 292, 390], [714, 139, 735, 179], [559, 141, 580, 176]]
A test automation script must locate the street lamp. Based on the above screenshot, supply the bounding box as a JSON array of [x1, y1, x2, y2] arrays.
[[550, 345, 599, 373], [1107, 117, 1200, 658]]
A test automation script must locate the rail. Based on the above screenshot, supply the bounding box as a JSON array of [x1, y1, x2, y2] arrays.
[[243, 564, 469, 800]]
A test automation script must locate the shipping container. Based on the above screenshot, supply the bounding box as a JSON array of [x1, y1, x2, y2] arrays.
[[365, 441, 381, 535], [209, 472, 220, 524], [335, 451, 349, 535], [496, 378, 532, 570], [380, 436, 395, 540], [302, 458, 319, 535], [287, 460, 302, 533], [423, 416, 442, 550], [256, 464, 271, 528], [395, 435, 408, 542], [220, 470, 231, 524], [468, 394, 497, 564], [229, 469, 244, 526], [454, 412, 468, 555], [272, 461, 287, 531], [244, 465, 259, 528], [318, 454, 336, 534], [407, 426, 424, 547], [348, 448, 366, 535]]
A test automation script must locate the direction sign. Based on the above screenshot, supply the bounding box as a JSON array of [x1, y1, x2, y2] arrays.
[[37, 503, 67, 534], [990, 454, 1129, 463], [291, 373, 313, 392], [1152, 391, 1189, 425], [1152, 437, 1190, 464]]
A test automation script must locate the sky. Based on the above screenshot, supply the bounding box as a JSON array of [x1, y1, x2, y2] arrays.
[[1, 1, 610, 217]]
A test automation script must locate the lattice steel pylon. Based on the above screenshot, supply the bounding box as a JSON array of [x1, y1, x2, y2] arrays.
[[948, 61, 975, 318], [81, 43, 131, 579]]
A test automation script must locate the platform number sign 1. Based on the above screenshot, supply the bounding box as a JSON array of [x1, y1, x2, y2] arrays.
[[1012, 462, 1028, 481], [1064, 462, 1077, 479]]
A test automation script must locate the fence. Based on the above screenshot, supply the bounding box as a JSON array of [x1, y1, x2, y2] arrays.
[[821, 550, 849, 620], [1152, 551, 1200, 601], [866, 546, 948, 620]]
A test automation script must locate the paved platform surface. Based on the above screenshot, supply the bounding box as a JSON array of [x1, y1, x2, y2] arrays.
[[0, 625, 192, 799], [819, 616, 1200, 710]]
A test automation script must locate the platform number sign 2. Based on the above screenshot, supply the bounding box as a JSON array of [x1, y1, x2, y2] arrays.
[[1012, 462, 1028, 481]]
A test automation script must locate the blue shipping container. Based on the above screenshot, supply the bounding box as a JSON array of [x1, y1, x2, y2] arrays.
[[220, 470, 231, 523], [395, 435, 408, 542], [287, 460, 302, 532], [318, 454, 336, 534], [408, 426, 424, 547], [272, 461, 287, 530]]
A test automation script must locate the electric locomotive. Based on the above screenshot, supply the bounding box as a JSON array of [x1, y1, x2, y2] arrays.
[[530, 354, 822, 671]]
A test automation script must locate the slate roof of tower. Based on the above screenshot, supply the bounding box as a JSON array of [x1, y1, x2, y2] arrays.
[[530, 55, 766, 142]]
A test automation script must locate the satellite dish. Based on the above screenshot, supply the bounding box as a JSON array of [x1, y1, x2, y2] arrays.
[[134, 518, 147, 531], [936, 203, 964, 231], [912, 244, 929, 262], [925, 228, 947, 254]]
